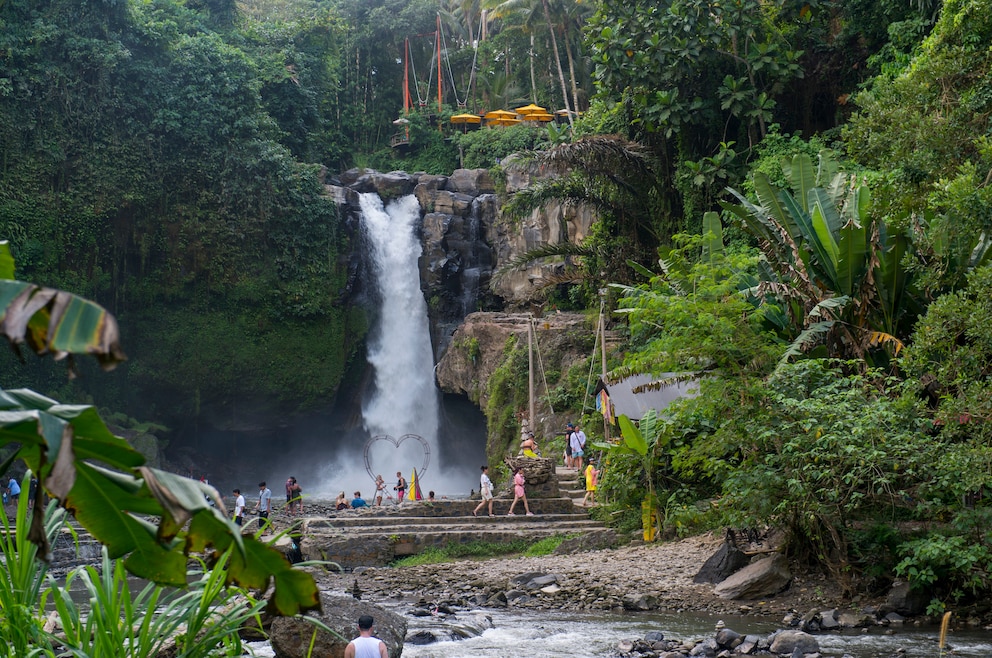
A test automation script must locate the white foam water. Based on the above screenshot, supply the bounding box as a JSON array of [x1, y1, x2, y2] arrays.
[[359, 193, 440, 481]]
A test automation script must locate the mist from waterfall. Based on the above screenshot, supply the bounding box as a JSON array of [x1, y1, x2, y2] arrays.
[[218, 192, 483, 502]]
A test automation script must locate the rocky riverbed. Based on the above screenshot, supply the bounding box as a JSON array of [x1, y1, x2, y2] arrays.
[[309, 531, 853, 619]]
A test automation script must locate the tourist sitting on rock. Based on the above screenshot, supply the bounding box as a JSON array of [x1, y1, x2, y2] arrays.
[[520, 432, 540, 458], [335, 491, 349, 510], [351, 491, 368, 508]]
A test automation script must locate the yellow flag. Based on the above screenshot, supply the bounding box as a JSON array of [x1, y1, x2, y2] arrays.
[[407, 469, 417, 500]]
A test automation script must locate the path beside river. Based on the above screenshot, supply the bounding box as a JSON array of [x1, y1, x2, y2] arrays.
[[311, 530, 854, 619]]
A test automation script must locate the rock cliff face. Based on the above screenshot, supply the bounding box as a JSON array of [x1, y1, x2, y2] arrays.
[[434, 311, 595, 446], [328, 168, 497, 360], [492, 157, 597, 303], [327, 167, 601, 462], [328, 166, 598, 361]]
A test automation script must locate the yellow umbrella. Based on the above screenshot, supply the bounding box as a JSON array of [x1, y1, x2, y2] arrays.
[[450, 113, 482, 124], [515, 103, 547, 115], [484, 109, 518, 120], [522, 112, 555, 122], [488, 117, 522, 127]]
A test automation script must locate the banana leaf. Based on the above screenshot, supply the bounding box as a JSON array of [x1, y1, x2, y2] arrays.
[[0, 390, 321, 616]]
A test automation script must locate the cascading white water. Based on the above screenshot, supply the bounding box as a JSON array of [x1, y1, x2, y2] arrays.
[[359, 193, 440, 484]]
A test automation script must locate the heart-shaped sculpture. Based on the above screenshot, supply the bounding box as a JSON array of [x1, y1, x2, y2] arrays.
[[364, 433, 432, 481]]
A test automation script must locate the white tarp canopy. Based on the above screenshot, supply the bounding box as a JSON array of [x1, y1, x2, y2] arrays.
[[601, 373, 700, 421]]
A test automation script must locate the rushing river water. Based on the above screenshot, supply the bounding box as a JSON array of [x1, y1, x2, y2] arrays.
[[241, 608, 992, 658]]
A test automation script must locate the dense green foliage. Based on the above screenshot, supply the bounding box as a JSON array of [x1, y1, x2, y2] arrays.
[[0, 0, 365, 421], [2, 0, 992, 619]]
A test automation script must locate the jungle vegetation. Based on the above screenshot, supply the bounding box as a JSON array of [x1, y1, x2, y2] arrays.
[[1, 0, 991, 618]]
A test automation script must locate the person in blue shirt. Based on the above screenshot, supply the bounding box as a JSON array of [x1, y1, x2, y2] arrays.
[[7, 476, 21, 505], [351, 491, 368, 508]]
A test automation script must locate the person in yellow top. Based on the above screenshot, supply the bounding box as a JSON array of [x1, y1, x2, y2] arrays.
[[583, 459, 600, 506], [520, 431, 540, 458]]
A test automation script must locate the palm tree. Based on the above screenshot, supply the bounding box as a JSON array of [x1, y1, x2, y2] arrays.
[[483, 0, 579, 124]]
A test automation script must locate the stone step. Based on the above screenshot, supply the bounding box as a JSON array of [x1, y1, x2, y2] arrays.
[[330, 520, 603, 537], [325, 498, 581, 517], [310, 526, 618, 569], [314, 512, 591, 528], [295, 468, 611, 569]]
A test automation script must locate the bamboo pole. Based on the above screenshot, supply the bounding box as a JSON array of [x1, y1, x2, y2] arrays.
[[528, 315, 535, 430]]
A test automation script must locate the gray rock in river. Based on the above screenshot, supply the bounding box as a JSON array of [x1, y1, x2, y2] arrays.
[[768, 629, 819, 655]]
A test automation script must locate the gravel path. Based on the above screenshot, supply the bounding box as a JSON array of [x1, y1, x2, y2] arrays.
[[310, 531, 849, 619]]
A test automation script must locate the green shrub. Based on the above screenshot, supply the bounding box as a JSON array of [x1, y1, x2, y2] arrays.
[[454, 124, 551, 169]]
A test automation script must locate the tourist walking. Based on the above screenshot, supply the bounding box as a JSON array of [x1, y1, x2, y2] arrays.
[[393, 471, 407, 500], [583, 459, 600, 506], [233, 488, 246, 526], [5, 476, 20, 506], [473, 465, 494, 517], [568, 423, 586, 468], [286, 477, 303, 515], [506, 467, 534, 516], [344, 615, 388, 658], [255, 481, 272, 532], [564, 422, 578, 468]]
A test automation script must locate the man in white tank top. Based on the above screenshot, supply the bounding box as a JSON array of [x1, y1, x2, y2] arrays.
[[344, 615, 388, 658]]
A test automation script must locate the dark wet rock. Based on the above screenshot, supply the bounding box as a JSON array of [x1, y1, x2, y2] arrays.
[[881, 580, 929, 617], [505, 589, 531, 605], [819, 609, 839, 630], [715, 627, 742, 648], [405, 630, 437, 645], [694, 537, 751, 584]]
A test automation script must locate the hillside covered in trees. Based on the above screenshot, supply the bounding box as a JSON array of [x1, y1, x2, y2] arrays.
[[2, 0, 992, 614]]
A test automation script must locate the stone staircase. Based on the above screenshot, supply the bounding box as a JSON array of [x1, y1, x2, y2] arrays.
[[298, 465, 611, 570], [556, 466, 590, 507]]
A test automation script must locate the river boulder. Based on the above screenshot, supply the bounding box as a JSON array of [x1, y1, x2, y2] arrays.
[[269, 593, 407, 658], [713, 553, 792, 600], [768, 629, 819, 654]]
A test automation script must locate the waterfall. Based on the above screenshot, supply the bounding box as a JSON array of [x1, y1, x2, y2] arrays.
[[359, 193, 440, 484]]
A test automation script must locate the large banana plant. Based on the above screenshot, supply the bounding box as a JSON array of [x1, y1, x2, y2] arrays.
[[0, 242, 319, 616], [722, 153, 914, 366]]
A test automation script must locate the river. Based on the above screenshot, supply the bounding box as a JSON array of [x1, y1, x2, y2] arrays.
[[242, 608, 992, 657]]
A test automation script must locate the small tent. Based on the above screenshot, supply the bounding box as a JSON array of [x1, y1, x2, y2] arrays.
[[596, 373, 700, 422]]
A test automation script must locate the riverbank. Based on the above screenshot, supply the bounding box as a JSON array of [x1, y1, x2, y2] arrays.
[[311, 530, 854, 619]]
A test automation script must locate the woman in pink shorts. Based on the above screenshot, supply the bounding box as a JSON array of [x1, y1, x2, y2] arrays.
[[507, 467, 534, 516]]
